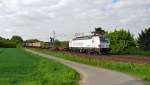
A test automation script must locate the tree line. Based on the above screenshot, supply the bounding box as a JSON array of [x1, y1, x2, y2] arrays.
[[0, 36, 23, 48], [95, 27, 150, 55], [0, 27, 149, 55]]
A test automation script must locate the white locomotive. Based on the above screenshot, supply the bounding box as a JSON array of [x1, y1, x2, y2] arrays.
[[69, 35, 110, 54]]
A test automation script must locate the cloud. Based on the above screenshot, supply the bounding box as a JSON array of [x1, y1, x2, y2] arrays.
[[49, 0, 73, 9], [0, 0, 149, 41], [4, 28, 13, 32]]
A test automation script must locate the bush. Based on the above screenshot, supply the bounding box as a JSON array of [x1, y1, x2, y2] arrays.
[[107, 29, 136, 54], [125, 47, 150, 56], [0, 40, 16, 48]]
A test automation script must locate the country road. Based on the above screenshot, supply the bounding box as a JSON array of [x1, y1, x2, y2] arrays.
[[26, 49, 146, 85]]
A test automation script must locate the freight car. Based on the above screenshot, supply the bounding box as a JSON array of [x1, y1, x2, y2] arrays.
[[69, 35, 110, 54], [25, 42, 50, 49]]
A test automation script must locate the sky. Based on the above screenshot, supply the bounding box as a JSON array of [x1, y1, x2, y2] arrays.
[[0, 0, 150, 41]]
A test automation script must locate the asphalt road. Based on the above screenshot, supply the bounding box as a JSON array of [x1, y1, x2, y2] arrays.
[[26, 49, 146, 85]]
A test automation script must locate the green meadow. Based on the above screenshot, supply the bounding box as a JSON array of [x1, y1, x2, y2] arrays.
[[0, 48, 79, 85]]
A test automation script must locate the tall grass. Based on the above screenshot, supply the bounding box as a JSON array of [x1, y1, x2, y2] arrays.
[[125, 48, 150, 56], [32, 48, 150, 83], [0, 48, 79, 85]]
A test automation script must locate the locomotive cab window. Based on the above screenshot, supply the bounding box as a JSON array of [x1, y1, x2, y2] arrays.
[[73, 36, 92, 41], [100, 37, 109, 43]]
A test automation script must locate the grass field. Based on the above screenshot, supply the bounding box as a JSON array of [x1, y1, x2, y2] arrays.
[[32, 48, 150, 83], [0, 48, 79, 85]]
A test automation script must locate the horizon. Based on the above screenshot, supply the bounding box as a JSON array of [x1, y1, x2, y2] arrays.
[[0, 27, 147, 42]]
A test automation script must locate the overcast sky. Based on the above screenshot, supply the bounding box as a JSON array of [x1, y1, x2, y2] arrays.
[[0, 0, 150, 41]]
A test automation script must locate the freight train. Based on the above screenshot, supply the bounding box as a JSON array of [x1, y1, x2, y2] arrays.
[[69, 35, 110, 54], [25, 35, 110, 54]]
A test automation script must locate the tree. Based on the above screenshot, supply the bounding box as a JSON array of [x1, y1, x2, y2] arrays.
[[94, 27, 106, 35], [60, 41, 69, 48], [11, 35, 23, 48], [11, 35, 23, 44], [107, 29, 136, 54], [0, 37, 5, 40], [137, 27, 150, 50], [54, 40, 61, 48]]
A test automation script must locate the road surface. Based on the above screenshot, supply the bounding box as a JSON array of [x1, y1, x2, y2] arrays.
[[26, 49, 146, 85]]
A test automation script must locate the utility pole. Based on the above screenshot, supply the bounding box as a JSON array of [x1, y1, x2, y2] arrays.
[[52, 31, 56, 48], [50, 31, 66, 48], [53, 31, 56, 41], [49, 37, 53, 47], [49, 30, 56, 48]]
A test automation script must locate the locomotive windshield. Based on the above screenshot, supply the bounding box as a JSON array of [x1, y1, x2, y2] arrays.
[[100, 37, 109, 43]]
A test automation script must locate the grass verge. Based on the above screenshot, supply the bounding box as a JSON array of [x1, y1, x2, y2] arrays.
[[0, 48, 79, 85], [124, 48, 150, 56], [32, 48, 150, 84]]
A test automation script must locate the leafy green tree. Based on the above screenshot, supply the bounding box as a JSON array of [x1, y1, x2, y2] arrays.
[[95, 27, 106, 35], [11, 35, 23, 44], [137, 27, 150, 50], [60, 41, 69, 48], [107, 29, 136, 54], [11, 35, 24, 48]]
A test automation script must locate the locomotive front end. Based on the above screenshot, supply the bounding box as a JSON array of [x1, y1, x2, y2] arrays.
[[99, 37, 110, 54]]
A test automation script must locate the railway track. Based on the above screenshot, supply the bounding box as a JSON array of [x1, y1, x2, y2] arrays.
[[57, 50, 150, 64]]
